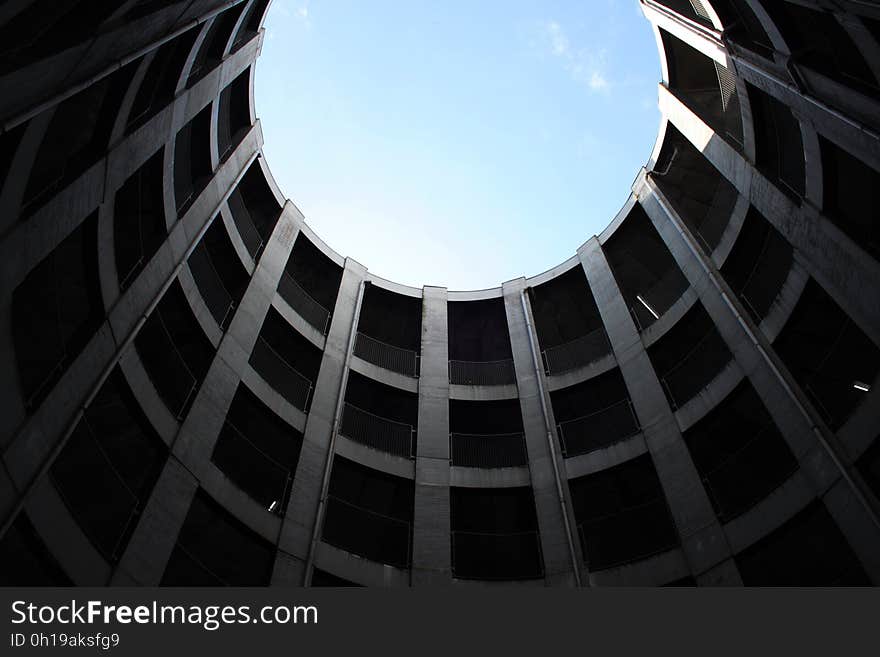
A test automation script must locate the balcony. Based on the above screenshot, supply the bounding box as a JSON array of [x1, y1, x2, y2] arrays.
[[697, 425, 797, 522], [188, 243, 237, 329], [322, 495, 412, 568], [249, 336, 313, 411], [277, 271, 332, 335], [577, 498, 678, 570], [449, 358, 516, 386], [542, 327, 611, 375], [450, 432, 527, 469], [50, 417, 143, 561], [556, 399, 640, 457], [136, 309, 200, 420], [629, 267, 690, 330], [339, 403, 415, 458], [658, 328, 732, 409], [354, 332, 419, 378], [212, 421, 293, 516], [451, 530, 543, 580]]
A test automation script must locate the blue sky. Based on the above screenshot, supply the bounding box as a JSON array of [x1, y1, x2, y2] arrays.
[[256, 1, 660, 290]]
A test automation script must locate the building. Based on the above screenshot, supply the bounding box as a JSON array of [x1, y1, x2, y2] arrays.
[[0, 0, 879, 587]]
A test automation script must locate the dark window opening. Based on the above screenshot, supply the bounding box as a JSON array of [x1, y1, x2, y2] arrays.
[[322, 457, 414, 568], [648, 302, 733, 409], [50, 367, 167, 561], [720, 206, 793, 323], [212, 385, 303, 515], [449, 399, 527, 468], [735, 501, 869, 585], [115, 148, 167, 290], [173, 104, 213, 216], [22, 61, 138, 217], [126, 26, 200, 133], [0, 513, 72, 586], [162, 489, 275, 585], [278, 233, 342, 334], [820, 136, 880, 261], [12, 212, 102, 413], [747, 83, 805, 201], [773, 280, 880, 431], [354, 284, 422, 377], [134, 279, 215, 420], [447, 298, 515, 385], [451, 487, 543, 580], [249, 308, 322, 412], [186, 4, 246, 87], [551, 369, 639, 457], [217, 68, 252, 161], [761, 3, 879, 100], [652, 124, 738, 252], [570, 454, 679, 570], [603, 203, 689, 330], [662, 30, 743, 150], [684, 381, 797, 522], [340, 372, 418, 458], [187, 216, 249, 330], [226, 161, 282, 260], [528, 267, 610, 375]]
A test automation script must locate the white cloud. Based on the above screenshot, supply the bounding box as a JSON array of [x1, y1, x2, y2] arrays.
[[538, 20, 612, 95], [545, 21, 569, 57], [589, 71, 608, 91]]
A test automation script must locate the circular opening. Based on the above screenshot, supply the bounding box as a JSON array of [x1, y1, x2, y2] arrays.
[[257, 2, 661, 289]]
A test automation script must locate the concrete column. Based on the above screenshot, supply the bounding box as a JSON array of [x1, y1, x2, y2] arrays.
[[660, 84, 880, 347], [275, 258, 367, 585], [411, 286, 452, 585], [112, 201, 301, 584], [502, 278, 581, 586], [640, 178, 880, 582], [578, 238, 740, 585]]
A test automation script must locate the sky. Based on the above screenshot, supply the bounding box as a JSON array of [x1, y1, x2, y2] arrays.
[[256, 0, 661, 290]]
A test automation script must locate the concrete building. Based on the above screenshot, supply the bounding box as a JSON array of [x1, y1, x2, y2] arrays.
[[0, 0, 879, 586]]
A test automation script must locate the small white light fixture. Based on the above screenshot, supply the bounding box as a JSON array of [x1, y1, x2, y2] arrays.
[[853, 381, 871, 393], [268, 500, 278, 512], [637, 295, 660, 320]]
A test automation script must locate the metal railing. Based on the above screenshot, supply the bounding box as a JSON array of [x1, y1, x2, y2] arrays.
[[736, 230, 792, 323], [322, 495, 412, 568], [448, 358, 516, 386], [140, 309, 199, 420], [699, 425, 797, 522], [556, 399, 640, 457], [228, 193, 265, 260], [451, 530, 544, 580], [576, 497, 677, 571], [339, 403, 415, 458], [659, 329, 732, 409], [50, 417, 142, 562], [629, 268, 689, 331], [249, 337, 313, 411], [188, 244, 236, 329], [212, 421, 293, 515], [542, 327, 611, 375], [354, 332, 419, 378], [277, 272, 332, 335], [450, 432, 528, 469]]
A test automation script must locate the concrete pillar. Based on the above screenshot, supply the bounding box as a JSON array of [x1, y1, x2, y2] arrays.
[[502, 278, 581, 586], [639, 177, 880, 582], [113, 201, 301, 584], [660, 84, 880, 348], [578, 238, 741, 584], [275, 258, 367, 585], [411, 286, 452, 585]]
